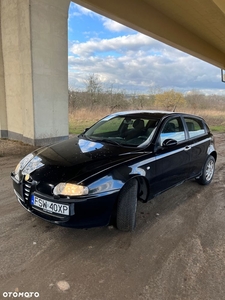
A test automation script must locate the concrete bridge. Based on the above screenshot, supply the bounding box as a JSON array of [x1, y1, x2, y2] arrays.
[[1, 0, 225, 146]]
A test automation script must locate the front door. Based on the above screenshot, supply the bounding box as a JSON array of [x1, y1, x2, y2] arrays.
[[150, 117, 191, 196]]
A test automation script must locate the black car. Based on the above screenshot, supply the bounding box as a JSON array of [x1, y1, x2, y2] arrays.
[[11, 111, 217, 231]]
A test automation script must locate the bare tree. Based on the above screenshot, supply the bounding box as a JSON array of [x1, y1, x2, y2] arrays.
[[85, 74, 103, 109]]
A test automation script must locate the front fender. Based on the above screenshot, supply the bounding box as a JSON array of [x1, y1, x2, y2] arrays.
[[86, 166, 150, 203], [87, 164, 133, 195], [83, 153, 154, 199]]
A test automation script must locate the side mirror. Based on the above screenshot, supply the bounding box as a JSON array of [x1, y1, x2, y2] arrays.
[[162, 139, 177, 147], [83, 128, 89, 133], [78, 128, 89, 138]]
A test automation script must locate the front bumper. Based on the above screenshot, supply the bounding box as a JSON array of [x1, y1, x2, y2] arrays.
[[11, 174, 119, 228]]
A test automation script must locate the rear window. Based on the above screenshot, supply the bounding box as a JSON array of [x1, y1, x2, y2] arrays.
[[184, 117, 206, 138]]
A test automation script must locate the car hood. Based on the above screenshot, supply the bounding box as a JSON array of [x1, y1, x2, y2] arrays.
[[30, 137, 148, 184]]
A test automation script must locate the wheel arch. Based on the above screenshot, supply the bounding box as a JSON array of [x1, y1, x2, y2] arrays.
[[210, 150, 217, 162], [123, 175, 149, 202], [135, 175, 149, 202], [110, 175, 149, 225]]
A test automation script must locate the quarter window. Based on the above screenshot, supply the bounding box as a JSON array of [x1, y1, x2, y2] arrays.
[[184, 117, 206, 138]]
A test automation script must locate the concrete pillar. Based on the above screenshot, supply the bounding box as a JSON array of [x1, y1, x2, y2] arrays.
[[31, 0, 70, 145], [0, 2, 7, 138], [0, 0, 70, 145]]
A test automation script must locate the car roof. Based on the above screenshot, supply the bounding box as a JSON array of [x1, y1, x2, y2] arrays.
[[110, 110, 173, 116], [109, 110, 204, 121]]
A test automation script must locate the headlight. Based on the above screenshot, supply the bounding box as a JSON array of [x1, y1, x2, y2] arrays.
[[22, 156, 44, 175], [15, 153, 34, 175], [14, 154, 44, 180], [53, 183, 89, 196]]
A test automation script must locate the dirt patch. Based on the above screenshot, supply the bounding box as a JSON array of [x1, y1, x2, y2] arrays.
[[0, 139, 37, 157]]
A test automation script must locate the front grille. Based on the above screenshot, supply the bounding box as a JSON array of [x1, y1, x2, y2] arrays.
[[23, 180, 32, 202]]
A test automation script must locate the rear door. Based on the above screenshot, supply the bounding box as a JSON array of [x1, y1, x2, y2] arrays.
[[183, 116, 210, 177]]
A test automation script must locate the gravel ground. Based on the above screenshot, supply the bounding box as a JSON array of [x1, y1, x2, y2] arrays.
[[0, 134, 225, 300]]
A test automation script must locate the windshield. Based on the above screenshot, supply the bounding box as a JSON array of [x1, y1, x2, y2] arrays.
[[83, 115, 159, 147]]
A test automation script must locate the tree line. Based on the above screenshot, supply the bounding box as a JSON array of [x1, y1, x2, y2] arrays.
[[69, 74, 225, 112]]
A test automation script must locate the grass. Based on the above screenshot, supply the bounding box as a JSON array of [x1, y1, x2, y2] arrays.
[[210, 125, 225, 132], [69, 120, 94, 134], [69, 108, 112, 135], [69, 107, 225, 134]]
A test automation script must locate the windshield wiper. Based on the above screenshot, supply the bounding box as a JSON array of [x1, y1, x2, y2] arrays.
[[81, 134, 94, 141], [96, 138, 121, 146], [81, 135, 121, 146]]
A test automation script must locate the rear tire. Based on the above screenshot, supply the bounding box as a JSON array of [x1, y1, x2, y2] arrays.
[[116, 179, 138, 232], [196, 155, 215, 185]]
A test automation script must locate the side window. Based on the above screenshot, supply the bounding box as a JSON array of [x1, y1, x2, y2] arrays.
[[160, 117, 185, 146], [184, 117, 206, 138]]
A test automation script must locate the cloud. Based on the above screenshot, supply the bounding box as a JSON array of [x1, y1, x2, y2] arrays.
[[69, 44, 222, 94], [68, 5, 225, 94], [70, 33, 161, 57], [101, 17, 135, 33], [69, 3, 134, 32]]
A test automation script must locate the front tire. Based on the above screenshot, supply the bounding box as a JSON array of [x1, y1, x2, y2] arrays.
[[116, 179, 138, 232], [197, 155, 215, 185]]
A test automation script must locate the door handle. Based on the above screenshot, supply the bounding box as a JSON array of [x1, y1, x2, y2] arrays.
[[184, 146, 191, 151]]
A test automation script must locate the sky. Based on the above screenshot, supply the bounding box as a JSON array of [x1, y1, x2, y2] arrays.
[[68, 2, 225, 95]]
